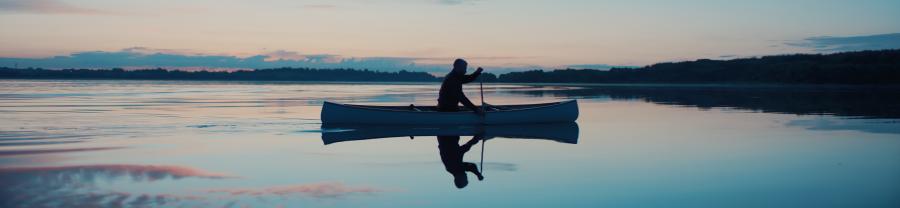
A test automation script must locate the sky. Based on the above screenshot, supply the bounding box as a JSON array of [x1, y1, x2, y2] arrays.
[[1, 0, 899, 72]]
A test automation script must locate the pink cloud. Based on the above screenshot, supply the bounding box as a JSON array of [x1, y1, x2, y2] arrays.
[[0, 0, 115, 15], [262, 50, 344, 63]]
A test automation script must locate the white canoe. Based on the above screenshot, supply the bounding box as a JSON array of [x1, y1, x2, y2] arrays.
[[320, 100, 578, 125]]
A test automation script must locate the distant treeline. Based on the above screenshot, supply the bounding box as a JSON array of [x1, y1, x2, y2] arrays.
[[0, 67, 451, 82], [1, 50, 898, 84], [499, 50, 900, 84]]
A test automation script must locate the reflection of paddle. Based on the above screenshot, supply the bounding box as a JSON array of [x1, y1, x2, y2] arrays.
[[480, 137, 485, 173]]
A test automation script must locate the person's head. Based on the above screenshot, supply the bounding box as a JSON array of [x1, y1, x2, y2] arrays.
[[453, 172, 469, 188], [452, 58, 468, 74]]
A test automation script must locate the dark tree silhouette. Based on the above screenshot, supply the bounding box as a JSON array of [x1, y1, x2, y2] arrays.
[[498, 49, 900, 84]]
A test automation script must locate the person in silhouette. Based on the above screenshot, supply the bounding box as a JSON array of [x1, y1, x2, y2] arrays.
[[438, 134, 485, 188], [438, 59, 484, 115]]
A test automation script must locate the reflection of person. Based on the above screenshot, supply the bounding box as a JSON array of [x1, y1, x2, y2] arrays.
[[437, 135, 485, 189], [438, 59, 484, 115]]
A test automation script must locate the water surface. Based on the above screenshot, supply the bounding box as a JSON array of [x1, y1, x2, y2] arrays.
[[1, 80, 899, 207]]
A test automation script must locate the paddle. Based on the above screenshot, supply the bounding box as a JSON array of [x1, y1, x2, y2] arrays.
[[479, 69, 486, 174], [480, 137, 485, 173], [477, 69, 487, 125], [480, 74, 485, 112]]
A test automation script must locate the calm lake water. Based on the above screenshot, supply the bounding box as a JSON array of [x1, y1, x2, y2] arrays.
[[1, 80, 899, 207]]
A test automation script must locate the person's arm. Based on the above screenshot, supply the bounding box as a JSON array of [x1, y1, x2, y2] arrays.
[[460, 67, 483, 84], [460, 135, 482, 153], [459, 92, 484, 115]]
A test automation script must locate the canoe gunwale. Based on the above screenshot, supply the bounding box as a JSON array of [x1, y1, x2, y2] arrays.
[[324, 100, 576, 114]]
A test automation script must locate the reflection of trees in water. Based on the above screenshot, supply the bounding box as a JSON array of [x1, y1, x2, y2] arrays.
[[512, 86, 900, 118]]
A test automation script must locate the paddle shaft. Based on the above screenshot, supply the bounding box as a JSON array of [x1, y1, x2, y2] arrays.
[[480, 138, 484, 173], [480, 72, 487, 173], [480, 78, 484, 110], [480, 77, 486, 172]]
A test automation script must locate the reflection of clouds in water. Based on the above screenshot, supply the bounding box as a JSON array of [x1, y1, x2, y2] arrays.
[[0, 164, 387, 207], [302, 84, 558, 105], [0, 130, 96, 146], [481, 162, 518, 171], [2, 191, 209, 208], [786, 117, 900, 135], [207, 182, 385, 198], [0, 164, 233, 207], [187, 123, 237, 129], [0, 131, 128, 166], [0, 164, 233, 186], [0, 154, 67, 169], [0, 146, 124, 156], [365, 93, 417, 103]]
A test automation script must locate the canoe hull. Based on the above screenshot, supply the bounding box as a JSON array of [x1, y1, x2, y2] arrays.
[[321, 122, 579, 145], [321, 100, 579, 125]]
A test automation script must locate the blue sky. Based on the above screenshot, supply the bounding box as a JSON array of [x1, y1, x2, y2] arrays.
[[1, 0, 898, 72]]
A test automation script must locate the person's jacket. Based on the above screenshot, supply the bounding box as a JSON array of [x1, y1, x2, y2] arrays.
[[437, 69, 482, 111]]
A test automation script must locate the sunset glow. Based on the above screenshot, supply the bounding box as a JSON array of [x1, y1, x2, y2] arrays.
[[2, 0, 899, 71]]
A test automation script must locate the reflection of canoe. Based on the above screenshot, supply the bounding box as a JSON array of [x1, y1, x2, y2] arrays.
[[321, 100, 578, 125], [321, 122, 579, 145]]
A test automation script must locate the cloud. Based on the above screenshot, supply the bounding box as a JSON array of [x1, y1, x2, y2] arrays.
[[0, 48, 452, 72], [787, 33, 900, 52], [565, 64, 639, 70], [120, 46, 209, 56], [0, 48, 450, 72], [0, 0, 113, 15], [718, 55, 737, 59], [207, 182, 385, 198], [0, 47, 614, 73], [262, 50, 341, 62]]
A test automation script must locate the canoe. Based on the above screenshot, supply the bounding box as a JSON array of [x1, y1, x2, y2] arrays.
[[321, 122, 579, 145], [320, 100, 578, 125]]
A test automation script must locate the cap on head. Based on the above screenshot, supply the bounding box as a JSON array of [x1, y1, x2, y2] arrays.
[[453, 59, 468, 70]]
